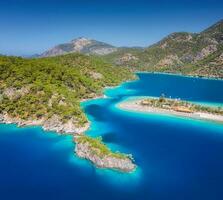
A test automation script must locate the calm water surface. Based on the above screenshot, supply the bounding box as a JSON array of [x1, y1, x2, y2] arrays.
[[0, 73, 223, 200]]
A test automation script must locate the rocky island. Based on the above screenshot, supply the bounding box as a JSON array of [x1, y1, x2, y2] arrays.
[[74, 135, 136, 172], [118, 96, 223, 123]]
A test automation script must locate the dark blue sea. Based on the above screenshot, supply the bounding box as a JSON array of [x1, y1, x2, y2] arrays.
[[1, 73, 223, 200]]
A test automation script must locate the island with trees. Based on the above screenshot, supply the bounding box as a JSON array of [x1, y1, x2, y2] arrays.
[[118, 95, 223, 123], [74, 135, 136, 172]]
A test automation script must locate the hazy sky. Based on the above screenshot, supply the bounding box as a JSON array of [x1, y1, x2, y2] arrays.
[[0, 0, 222, 55]]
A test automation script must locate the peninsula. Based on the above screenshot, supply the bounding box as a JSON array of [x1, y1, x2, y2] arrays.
[[1, 19, 223, 173], [0, 54, 136, 172], [118, 96, 223, 123]]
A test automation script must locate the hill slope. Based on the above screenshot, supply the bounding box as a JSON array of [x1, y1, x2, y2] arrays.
[[0, 54, 134, 133], [102, 20, 223, 78], [37, 19, 223, 78]]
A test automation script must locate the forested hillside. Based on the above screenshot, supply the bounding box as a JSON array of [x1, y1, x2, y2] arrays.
[[0, 54, 134, 132]]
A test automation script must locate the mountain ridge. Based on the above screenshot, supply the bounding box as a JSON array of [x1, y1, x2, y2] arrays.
[[40, 37, 118, 57], [101, 19, 223, 78], [37, 19, 223, 78]]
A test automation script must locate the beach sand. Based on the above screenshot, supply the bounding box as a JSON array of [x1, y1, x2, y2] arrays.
[[118, 99, 223, 123]]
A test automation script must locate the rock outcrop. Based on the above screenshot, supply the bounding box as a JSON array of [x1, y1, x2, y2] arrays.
[[157, 55, 182, 66], [119, 53, 139, 62], [0, 113, 89, 134], [74, 136, 136, 172], [3, 87, 30, 100], [43, 115, 89, 134], [194, 44, 218, 61]]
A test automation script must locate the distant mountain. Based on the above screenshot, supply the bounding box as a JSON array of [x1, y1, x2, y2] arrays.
[[40, 37, 118, 57], [144, 19, 222, 66], [39, 20, 223, 78], [102, 19, 223, 78]]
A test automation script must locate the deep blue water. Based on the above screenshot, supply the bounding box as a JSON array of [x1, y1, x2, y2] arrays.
[[0, 73, 223, 200]]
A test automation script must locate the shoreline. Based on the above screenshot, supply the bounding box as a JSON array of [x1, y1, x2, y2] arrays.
[[0, 86, 136, 173], [0, 90, 112, 135], [1, 73, 222, 172], [136, 71, 223, 81], [74, 135, 136, 172], [117, 98, 223, 123], [0, 113, 90, 135]]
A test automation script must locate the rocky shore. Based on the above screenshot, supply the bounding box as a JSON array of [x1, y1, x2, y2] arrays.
[[74, 135, 136, 172], [0, 113, 89, 134], [0, 110, 136, 173]]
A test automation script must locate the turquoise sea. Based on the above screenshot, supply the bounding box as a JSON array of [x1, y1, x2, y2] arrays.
[[0, 73, 223, 200]]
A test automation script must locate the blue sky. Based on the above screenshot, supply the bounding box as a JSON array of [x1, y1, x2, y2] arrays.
[[0, 0, 222, 55]]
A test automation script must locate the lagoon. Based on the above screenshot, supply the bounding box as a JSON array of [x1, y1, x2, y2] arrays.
[[0, 73, 223, 200]]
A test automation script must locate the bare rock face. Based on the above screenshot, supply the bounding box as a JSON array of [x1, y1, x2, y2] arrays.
[[40, 37, 117, 57], [71, 37, 92, 52], [43, 115, 89, 134], [157, 55, 182, 66], [89, 71, 103, 80], [0, 112, 89, 135], [194, 45, 217, 61], [3, 88, 17, 100], [3, 87, 30, 100], [42, 115, 62, 132], [181, 54, 194, 63], [203, 37, 219, 45], [0, 113, 44, 127], [0, 114, 4, 122], [160, 42, 168, 49], [75, 140, 136, 172], [117, 53, 139, 64]]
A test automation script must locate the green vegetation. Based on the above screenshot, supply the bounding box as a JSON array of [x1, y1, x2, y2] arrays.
[[76, 135, 130, 159], [141, 96, 223, 115], [0, 53, 134, 126], [101, 20, 223, 78]]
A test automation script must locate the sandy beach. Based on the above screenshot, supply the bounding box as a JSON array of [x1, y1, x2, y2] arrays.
[[118, 99, 223, 123]]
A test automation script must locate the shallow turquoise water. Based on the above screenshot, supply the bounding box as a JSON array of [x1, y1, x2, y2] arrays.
[[0, 73, 223, 200]]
